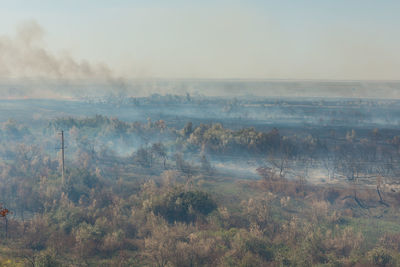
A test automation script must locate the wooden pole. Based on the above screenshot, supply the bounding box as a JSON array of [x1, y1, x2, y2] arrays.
[[61, 130, 65, 184]]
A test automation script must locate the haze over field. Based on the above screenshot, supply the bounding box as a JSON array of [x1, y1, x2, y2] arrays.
[[1, 1, 400, 99]]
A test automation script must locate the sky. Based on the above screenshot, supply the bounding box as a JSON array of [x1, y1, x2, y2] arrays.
[[0, 0, 400, 80]]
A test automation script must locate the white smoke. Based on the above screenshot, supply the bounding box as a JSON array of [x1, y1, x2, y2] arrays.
[[0, 20, 128, 98]]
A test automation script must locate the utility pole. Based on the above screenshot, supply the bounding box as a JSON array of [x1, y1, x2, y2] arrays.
[[61, 130, 65, 184], [57, 130, 65, 184]]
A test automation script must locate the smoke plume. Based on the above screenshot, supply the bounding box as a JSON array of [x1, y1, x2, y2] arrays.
[[0, 20, 127, 98]]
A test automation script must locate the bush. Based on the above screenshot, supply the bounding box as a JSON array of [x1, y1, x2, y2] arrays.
[[244, 238, 274, 261], [152, 189, 217, 223], [368, 247, 394, 267], [324, 188, 340, 204], [35, 250, 61, 267]]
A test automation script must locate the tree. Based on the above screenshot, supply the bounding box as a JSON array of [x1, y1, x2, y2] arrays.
[[182, 122, 193, 138], [135, 147, 153, 168], [151, 143, 167, 169], [200, 153, 213, 175], [268, 137, 295, 178], [175, 153, 195, 182], [0, 204, 10, 239]]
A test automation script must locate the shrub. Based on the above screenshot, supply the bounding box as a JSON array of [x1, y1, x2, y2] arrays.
[[367, 247, 394, 267], [324, 188, 341, 204], [35, 251, 61, 267], [244, 238, 274, 261], [152, 189, 217, 223]]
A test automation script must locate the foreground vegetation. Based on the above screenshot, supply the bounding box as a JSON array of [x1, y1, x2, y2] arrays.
[[0, 116, 400, 266]]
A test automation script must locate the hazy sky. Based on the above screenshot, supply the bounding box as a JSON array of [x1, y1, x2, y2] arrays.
[[1, 0, 399, 80]]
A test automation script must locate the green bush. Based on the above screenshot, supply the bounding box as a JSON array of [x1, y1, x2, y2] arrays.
[[35, 250, 61, 267], [244, 238, 274, 261], [368, 247, 394, 267], [152, 189, 217, 223]]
